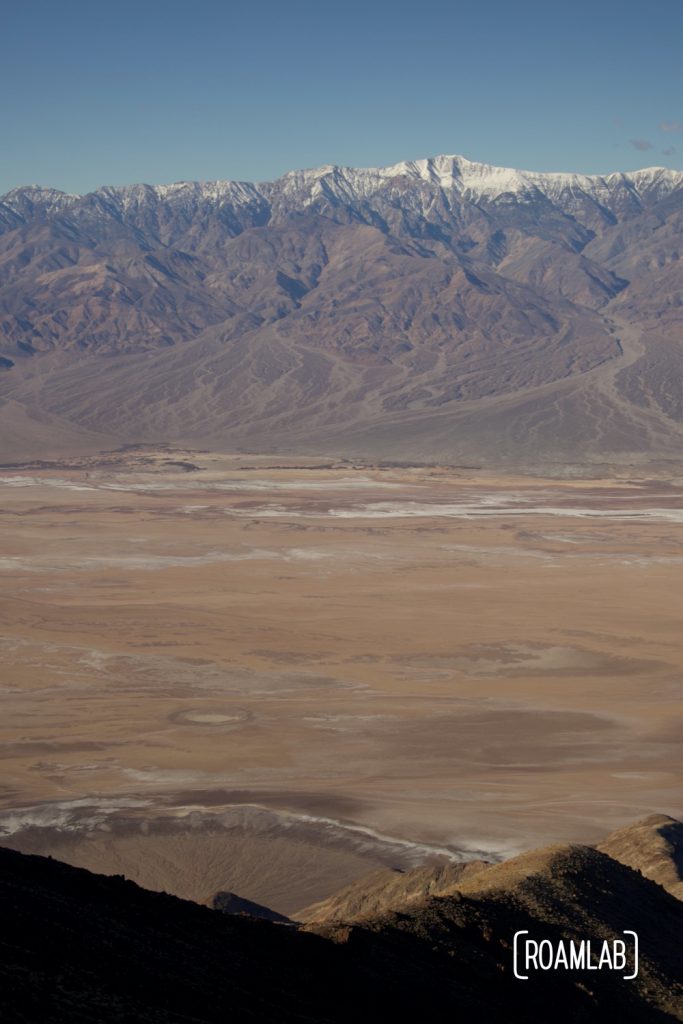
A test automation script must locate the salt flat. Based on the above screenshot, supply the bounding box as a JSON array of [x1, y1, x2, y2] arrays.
[[1, 449, 682, 912]]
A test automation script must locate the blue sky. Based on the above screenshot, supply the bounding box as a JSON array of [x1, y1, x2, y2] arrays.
[[2, 0, 681, 193]]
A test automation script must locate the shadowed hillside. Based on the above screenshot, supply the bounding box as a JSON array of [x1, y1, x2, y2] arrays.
[[2, 817, 682, 1022]]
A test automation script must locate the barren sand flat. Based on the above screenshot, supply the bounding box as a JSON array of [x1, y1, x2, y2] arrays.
[[1, 450, 682, 910]]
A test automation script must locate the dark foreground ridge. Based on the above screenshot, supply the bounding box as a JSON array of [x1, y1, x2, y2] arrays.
[[1, 828, 682, 1023]]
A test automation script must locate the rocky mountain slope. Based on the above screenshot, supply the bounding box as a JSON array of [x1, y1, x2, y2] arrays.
[[1, 155, 682, 463], [296, 814, 683, 926], [598, 814, 683, 899], [1, 816, 682, 1022], [297, 859, 488, 924]]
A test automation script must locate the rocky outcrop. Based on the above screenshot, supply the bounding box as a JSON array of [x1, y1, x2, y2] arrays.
[[211, 889, 293, 923]]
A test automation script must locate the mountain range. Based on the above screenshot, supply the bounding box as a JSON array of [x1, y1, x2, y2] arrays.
[[1, 155, 683, 464]]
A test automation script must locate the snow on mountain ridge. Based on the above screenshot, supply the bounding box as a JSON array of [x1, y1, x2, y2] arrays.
[[0, 185, 80, 216], [2, 156, 682, 219], [366, 155, 683, 200]]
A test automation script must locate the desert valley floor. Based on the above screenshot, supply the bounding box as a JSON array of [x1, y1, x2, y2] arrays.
[[1, 449, 682, 916]]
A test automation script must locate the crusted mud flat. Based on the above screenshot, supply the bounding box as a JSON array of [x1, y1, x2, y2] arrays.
[[1, 449, 682, 911]]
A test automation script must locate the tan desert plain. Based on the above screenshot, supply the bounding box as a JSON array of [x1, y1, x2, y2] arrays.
[[1, 447, 682, 917]]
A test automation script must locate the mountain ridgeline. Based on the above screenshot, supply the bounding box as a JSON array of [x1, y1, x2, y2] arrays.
[[1, 815, 682, 1022], [1, 155, 682, 464]]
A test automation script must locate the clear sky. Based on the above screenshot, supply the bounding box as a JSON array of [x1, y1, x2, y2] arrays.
[[2, 0, 682, 194]]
